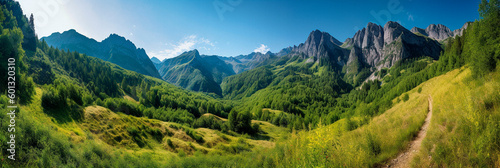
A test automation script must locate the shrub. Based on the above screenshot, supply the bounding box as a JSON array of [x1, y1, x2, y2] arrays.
[[127, 126, 146, 147], [18, 74, 35, 104], [252, 123, 260, 134], [402, 93, 410, 102], [41, 88, 65, 109], [147, 127, 163, 142], [167, 139, 174, 148], [192, 115, 223, 130], [185, 128, 204, 143], [67, 84, 83, 106]]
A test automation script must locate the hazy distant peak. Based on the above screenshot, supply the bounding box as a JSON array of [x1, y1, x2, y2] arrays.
[[151, 57, 161, 64]]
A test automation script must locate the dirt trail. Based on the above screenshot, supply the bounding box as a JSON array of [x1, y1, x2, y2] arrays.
[[385, 96, 433, 168]]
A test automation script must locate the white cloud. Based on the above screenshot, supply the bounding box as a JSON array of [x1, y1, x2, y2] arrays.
[[254, 44, 270, 54], [149, 35, 215, 60]]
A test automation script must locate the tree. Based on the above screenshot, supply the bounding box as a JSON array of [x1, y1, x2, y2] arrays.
[[228, 110, 255, 134], [228, 109, 238, 131], [22, 13, 36, 51], [402, 93, 409, 102], [469, 0, 500, 76]]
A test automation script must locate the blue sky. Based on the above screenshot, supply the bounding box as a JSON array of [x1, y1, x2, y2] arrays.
[[19, 0, 480, 60]]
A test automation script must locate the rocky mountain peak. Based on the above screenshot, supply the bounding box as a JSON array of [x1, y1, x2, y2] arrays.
[[345, 22, 385, 67], [453, 22, 470, 37], [383, 21, 410, 44], [361, 22, 384, 49], [410, 27, 428, 36], [277, 46, 293, 56], [411, 23, 470, 41], [305, 29, 343, 47], [342, 21, 443, 73], [289, 29, 347, 64], [425, 24, 453, 41]]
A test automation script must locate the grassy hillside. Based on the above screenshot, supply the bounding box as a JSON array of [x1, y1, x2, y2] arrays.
[[250, 76, 430, 167], [170, 67, 499, 168], [243, 67, 499, 168], [0, 86, 287, 167], [413, 67, 500, 167]]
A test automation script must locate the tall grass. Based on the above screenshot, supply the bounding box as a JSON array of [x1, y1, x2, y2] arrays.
[[249, 89, 429, 167], [413, 67, 500, 167]]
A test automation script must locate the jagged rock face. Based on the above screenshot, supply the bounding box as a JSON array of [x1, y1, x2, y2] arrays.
[[410, 24, 453, 41], [380, 21, 442, 68], [345, 46, 363, 74], [411, 23, 470, 41], [278, 22, 443, 73], [351, 22, 385, 67], [425, 24, 453, 41], [452, 22, 470, 37], [290, 30, 349, 66], [344, 21, 442, 70], [276, 47, 293, 56], [384, 21, 412, 44], [410, 27, 428, 36]]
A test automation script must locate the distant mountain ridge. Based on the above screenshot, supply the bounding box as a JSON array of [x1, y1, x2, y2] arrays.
[[42, 30, 161, 78], [157, 50, 235, 96], [410, 23, 470, 41], [151, 57, 162, 69], [219, 51, 277, 74]]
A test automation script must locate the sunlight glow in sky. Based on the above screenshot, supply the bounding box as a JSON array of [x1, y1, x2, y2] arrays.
[[18, 0, 480, 60]]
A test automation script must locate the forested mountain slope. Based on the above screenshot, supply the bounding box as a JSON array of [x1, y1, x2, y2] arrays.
[[158, 50, 235, 96], [41, 29, 161, 78]]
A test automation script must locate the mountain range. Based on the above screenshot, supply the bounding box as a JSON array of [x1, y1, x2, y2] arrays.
[[42, 21, 464, 95], [158, 21, 452, 95], [41, 30, 161, 78]]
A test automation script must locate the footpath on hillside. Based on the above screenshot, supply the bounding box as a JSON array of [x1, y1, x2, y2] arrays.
[[385, 96, 433, 168]]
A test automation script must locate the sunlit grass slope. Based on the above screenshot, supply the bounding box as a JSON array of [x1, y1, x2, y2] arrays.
[[1, 86, 288, 167], [413, 67, 500, 167], [266, 84, 429, 167], [268, 67, 500, 168]]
